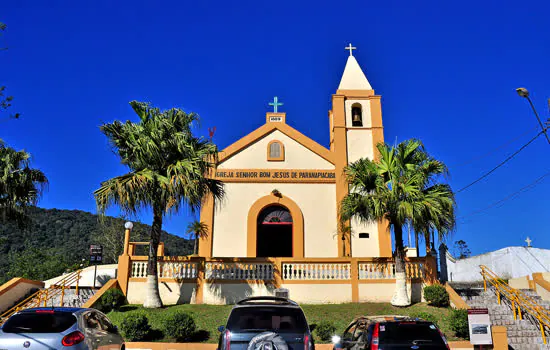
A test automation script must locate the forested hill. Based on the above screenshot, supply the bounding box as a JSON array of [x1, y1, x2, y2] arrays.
[[0, 207, 193, 284]]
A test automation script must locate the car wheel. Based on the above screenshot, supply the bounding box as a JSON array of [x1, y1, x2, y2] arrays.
[[247, 331, 288, 350]]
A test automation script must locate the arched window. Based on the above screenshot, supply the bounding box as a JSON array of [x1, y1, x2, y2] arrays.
[[351, 104, 363, 127], [267, 140, 285, 161]]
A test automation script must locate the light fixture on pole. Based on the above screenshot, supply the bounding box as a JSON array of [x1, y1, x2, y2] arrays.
[[123, 221, 134, 256], [516, 87, 550, 144]]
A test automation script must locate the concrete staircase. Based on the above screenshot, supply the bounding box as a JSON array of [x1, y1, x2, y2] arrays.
[[454, 285, 550, 350], [42, 288, 96, 308]]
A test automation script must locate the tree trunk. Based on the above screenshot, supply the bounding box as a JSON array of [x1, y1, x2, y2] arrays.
[[143, 206, 163, 308], [391, 224, 411, 307], [415, 231, 419, 255], [193, 235, 198, 255]]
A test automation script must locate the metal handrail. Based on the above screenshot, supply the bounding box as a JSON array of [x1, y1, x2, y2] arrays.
[[480, 265, 550, 344], [0, 269, 82, 325]]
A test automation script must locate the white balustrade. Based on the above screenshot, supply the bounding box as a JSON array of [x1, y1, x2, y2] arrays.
[[131, 261, 198, 279], [359, 262, 424, 279], [282, 263, 351, 280], [131, 261, 148, 278], [205, 262, 274, 280]]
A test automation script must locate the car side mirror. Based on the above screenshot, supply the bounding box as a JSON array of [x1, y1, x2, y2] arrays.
[[218, 325, 225, 332]]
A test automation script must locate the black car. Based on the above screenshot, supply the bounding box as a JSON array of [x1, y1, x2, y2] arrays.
[[333, 316, 450, 350], [217, 296, 315, 350]]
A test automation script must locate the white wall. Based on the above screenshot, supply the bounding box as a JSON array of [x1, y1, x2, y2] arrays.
[[445, 247, 550, 282], [126, 280, 197, 305], [0, 280, 43, 313], [203, 282, 276, 305], [212, 183, 338, 257], [44, 264, 118, 288], [350, 217, 381, 258], [359, 282, 424, 303], [344, 100, 380, 257], [219, 130, 334, 170], [281, 284, 352, 304]]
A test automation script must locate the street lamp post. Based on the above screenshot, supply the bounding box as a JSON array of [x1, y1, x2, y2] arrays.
[[123, 221, 134, 256], [516, 87, 550, 144]]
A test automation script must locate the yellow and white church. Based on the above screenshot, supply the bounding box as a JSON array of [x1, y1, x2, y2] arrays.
[[117, 47, 433, 305], [199, 48, 391, 260]]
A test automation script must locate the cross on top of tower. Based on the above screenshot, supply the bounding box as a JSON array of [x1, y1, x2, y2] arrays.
[[525, 237, 532, 247], [269, 96, 283, 113], [345, 43, 356, 56]]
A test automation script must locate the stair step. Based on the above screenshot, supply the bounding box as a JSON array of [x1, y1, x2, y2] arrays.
[[457, 286, 550, 348]]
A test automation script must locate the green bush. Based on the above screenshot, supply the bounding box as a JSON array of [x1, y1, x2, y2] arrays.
[[449, 309, 469, 339], [409, 311, 437, 324], [423, 285, 450, 307], [95, 288, 127, 313], [120, 314, 151, 341], [162, 312, 197, 341], [315, 321, 337, 342]]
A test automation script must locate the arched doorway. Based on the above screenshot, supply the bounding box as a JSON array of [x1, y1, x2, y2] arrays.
[[256, 205, 293, 257]]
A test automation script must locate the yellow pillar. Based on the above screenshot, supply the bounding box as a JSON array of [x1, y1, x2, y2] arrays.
[[123, 222, 133, 255], [157, 243, 165, 256], [117, 255, 131, 296], [423, 255, 438, 285], [350, 258, 359, 302], [194, 259, 204, 304], [492, 326, 508, 349]]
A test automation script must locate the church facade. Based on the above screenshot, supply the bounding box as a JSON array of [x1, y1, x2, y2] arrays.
[[199, 51, 392, 260], [118, 49, 433, 305]]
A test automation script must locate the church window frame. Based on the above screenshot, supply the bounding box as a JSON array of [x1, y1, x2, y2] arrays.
[[351, 103, 363, 127], [267, 140, 285, 161]]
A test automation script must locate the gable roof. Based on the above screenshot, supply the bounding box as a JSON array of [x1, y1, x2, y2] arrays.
[[218, 122, 334, 165]]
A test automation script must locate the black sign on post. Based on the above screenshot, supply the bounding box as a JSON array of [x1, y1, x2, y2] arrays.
[[89, 244, 103, 264], [89, 244, 103, 290]]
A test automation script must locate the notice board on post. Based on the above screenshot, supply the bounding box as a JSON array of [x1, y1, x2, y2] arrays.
[[468, 308, 492, 345], [89, 244, 103, 264]]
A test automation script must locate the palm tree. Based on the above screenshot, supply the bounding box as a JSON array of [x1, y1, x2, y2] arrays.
[[94, 101, 224, 308], [0, 141, 48, 224], [186, 220, 209, 256], [340, 139, 455, 306]]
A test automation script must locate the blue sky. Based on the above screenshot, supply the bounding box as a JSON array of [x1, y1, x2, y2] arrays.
[[2, 1, 549, 255]]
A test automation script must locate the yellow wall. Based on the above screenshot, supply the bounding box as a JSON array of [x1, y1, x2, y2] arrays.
[[212, 183, 338, 258], [218, 130, 334, 170], [508, 276, 530, 290]]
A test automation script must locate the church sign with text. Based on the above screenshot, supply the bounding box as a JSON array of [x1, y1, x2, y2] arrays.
[[214, 169, 336, 183]]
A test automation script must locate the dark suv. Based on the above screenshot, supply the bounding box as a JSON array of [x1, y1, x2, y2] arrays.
[[333, 316, 450, 350], [217, 296, 315, 350]]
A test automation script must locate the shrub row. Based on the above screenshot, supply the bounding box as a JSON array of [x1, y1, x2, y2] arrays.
[[120, 312, 197, 341]]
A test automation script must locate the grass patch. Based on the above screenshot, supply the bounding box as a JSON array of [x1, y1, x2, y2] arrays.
[[107, 303, 465, 343]]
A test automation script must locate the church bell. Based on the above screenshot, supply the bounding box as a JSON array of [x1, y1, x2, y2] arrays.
[[352, 110, 361, 123]]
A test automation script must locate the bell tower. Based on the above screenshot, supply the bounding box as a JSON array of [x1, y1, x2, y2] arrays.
[[330, 44, 391, 258]]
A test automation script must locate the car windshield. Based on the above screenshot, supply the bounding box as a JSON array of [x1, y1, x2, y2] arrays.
[[2, 311, 77, 333], [379, 322, 445, 345], [226, 306, 307, 333]]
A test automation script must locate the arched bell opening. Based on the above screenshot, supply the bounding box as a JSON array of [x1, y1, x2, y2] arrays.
[[351, 103, 363, 127]]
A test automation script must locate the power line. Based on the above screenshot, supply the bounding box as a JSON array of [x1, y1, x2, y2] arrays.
[[456, 130, 545, 193], [455, 127, 538, 167], [458, 170, 550, 223]]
